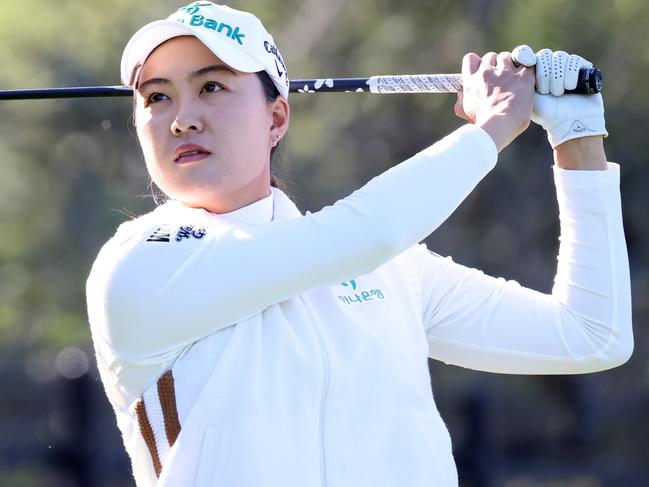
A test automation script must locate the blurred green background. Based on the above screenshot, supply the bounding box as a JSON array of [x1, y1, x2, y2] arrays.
[[1, 1, 647, 485]]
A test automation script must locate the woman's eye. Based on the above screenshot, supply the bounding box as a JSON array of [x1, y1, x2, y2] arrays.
[[147, 92, 168, 105], [202, 82, 223, 94], [143, 83, 222, 105]]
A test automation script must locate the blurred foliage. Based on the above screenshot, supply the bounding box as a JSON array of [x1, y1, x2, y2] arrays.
[[1, 0, 648, 485]]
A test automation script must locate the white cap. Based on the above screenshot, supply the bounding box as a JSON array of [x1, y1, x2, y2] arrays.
[[120, 2, 289, 98]]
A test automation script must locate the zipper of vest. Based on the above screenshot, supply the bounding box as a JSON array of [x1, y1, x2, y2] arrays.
[[303, 300, 330, 487]]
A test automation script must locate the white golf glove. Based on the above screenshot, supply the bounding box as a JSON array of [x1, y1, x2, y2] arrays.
[[512, 45, 608, 149]]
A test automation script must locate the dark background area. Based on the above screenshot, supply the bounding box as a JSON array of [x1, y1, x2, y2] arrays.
[[0, 1, 647, 485]]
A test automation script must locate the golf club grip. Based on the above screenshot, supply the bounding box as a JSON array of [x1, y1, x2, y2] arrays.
[[290, 68, 602, 94], [0, 68, 601, 100]]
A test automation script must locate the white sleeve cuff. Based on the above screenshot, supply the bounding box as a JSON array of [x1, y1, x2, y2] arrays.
[[553, 162, 619, 191]]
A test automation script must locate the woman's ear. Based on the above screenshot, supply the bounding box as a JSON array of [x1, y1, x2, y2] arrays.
[[269, 96, 289, 144]]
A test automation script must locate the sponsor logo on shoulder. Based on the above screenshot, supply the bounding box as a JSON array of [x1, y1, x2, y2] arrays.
[[175, 225, 206, 242], [146, 224, 206, 243], [337, 279, 386, 306], [146, 225, 172, 243]]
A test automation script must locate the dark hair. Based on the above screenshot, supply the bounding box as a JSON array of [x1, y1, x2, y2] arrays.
[[255, 70, 286, 191]]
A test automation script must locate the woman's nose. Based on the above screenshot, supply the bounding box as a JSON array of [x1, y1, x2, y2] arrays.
[[170, 107, 204, 135]]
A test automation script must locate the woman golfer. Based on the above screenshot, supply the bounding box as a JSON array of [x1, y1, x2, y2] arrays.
[[86, 2, 632, 486]]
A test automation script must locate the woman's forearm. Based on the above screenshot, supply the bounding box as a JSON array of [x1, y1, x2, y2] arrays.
[[554, 136, 608, 170]]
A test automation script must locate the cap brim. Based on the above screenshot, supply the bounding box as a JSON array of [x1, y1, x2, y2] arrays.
[[120, 19, 266, 87]]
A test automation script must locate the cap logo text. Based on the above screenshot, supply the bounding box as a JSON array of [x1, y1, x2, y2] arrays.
[[185, 14, 246, 45], [264, 41, 286, 75], [178, 2, 213, 16]]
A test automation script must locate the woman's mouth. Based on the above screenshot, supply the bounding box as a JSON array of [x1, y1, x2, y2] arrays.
[[176, 151, 210, 163], [174, 144, 212, 164]]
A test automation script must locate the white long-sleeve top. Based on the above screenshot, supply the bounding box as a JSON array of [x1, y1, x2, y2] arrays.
[[86, 124, 632, 487]]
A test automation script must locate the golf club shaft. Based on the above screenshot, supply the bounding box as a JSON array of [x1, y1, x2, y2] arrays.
[[0, 68, 601, 100]]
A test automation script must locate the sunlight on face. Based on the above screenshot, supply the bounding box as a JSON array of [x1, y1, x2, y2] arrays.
[[134, 36, 287, 213]]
